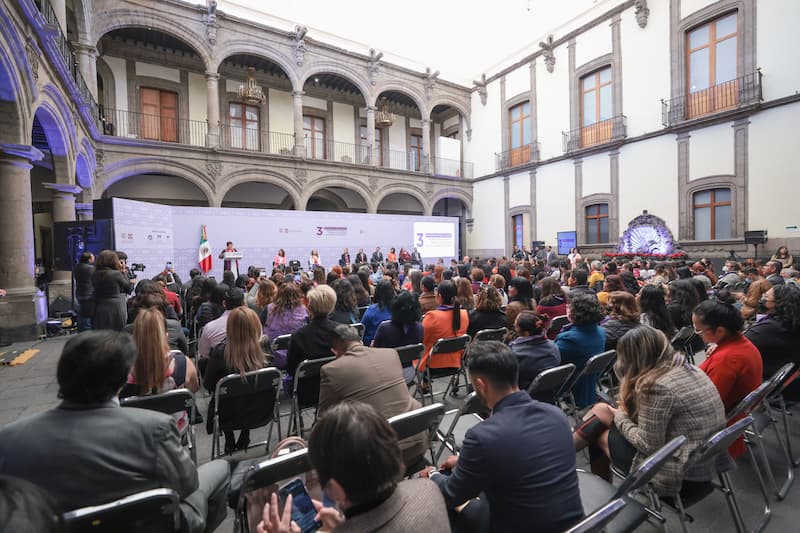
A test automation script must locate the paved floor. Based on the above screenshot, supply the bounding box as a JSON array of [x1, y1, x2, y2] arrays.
[[2, 334, 800, 532]]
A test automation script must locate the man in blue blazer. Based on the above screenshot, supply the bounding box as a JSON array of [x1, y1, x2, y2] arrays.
[[424, 341, 584, 532]]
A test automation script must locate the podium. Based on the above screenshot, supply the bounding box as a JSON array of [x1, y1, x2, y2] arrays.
[[223, 252, 243, 278]]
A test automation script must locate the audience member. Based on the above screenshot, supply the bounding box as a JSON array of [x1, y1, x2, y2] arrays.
[[319, 324, 428, 470], [0, 331, 230, 532], [361, 280, 395, 345], [566, 269, 593, 300], [536, 277, 567, 338], [329, 278, 359, 324], [574, 326, 725, 497], [510, 311, 561, 393], [602, 291, 641, 350], [0, 475, 64, 533], [418, 275, 438, 313], [596, 274, 623, 307], [424, 341, 583, 533], [262, 282, 308, 369], [125, 283, 187, 353], [666, 279, 701, 330], [420, 280, 469, 381], [770, 246, 794, 269], [555, 293, 606, 408], [637, 285, 676, 338], [467, 286, 506, 338], [285, 285, 339, 378], [204, 306, 269, 453], [455, 277, 476, 311], [348, 273, 371, 307], [194, 277, 222, 331], [619, 270, 641, 296], [695, 299, 763, 458], [490, 274, 508, 306], [250, 278, 277, 316], [373, 291, 424, 383], [91, 250, 133, 331], [740, 278, 772, 321], [764, 260, 785, 286], [74, 251, 95, 332], [198, 286, 243, 360]]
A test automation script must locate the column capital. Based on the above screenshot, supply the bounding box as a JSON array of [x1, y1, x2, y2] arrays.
[[43, 182, 83, 195], [366, 105, 376, 112], [0, 143, 43, 164], [205, 71, 220, 81], [71, 41, 97, 55], [292, 90, 305, 97]]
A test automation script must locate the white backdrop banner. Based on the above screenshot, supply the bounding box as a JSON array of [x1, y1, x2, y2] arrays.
[[112, 198, 458, 280]]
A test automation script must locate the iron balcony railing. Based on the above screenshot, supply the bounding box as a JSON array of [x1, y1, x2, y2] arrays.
[[220, 126, 296, 155], [661, 70, 763, 126], [100, 108, 207, 147], [495, 142, 540, 171], [434, 156, 473, 179], [562, 115, 627, 153]]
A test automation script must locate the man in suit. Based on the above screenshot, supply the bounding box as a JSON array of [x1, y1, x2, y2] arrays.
[[423, 341, 583, 533], [371, 246, 384, 265], [355, 248, 368, 266], [318, 324, 428, 470], [0, 331, 230, 533]]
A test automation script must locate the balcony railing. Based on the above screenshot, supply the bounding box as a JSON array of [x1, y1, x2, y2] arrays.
[[661, 70, 763, 127], [219, 126, 296, 155], [100, 108, 207, 147], [434, 157, 473, 179], [495, 142, 540, 171], [303, 138, 372, 164], [562, 115, 627, 153]]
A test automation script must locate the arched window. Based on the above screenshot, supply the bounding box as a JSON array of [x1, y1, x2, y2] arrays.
[[585, 203, 609, 244], [228, 102, 260, 151], [693, 188, 731, 240], [579, 67, 613, 147], [508, 101, 532, 166], [686, 12, 738, 118]]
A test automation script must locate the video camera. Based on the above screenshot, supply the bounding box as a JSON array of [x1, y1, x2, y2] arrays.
[[130, 263, 146, 272]]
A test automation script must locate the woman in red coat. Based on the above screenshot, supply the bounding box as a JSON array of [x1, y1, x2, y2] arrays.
[[694, 298, 762, 458]]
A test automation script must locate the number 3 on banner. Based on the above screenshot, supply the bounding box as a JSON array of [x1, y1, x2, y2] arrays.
[[416, 233, 424, 247], [316, 227, 323, 236]]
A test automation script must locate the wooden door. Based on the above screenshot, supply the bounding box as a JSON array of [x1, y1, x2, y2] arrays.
[[140, 88, 161, 140], [159, 91, 178, 142]]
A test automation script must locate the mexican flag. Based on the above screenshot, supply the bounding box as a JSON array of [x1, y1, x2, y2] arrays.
[[198, 225, 212, 273]]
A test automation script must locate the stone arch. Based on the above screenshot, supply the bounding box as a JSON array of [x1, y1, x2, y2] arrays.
[[214, 43, 299, 89], [428, 188, 473, 217], [0, 32, 28, 144], [216, 168, 301, 210], [429, 95, 471, 132], [374, 185, 430, 215], [306, 189, 349, 212], [301, 175, 375, 213], [75, 144, 95, 190], [91, 10, 213, 72], [372, 83, 428, 118], [300, 63, 372, 103], [95, 57, 116, 112], [69, 0, 93, 42], [98, 158, 215, 205], [38, 84, 77, 148]]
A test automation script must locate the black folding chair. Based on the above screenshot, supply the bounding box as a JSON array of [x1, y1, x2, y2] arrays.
[[357, 305, 369, 320], [121, 389, 198, 464], [472, 327, 507, 342], [289, 357, 335, 437], [352, 322, 365, 340], [565, 498, 627, 533], [558, 350, 616, 423], [234, 449, 313, 533], [395, 343, 425, 368], [388, 403, 445, 465], [210, 367, 282, 459], [414, 335, 471, 404], [526, 363, 575, 405], [269, 334, 292, 354], [435, 392, 487, 462], [547, 314, 569, 337], [63, 488, 179, 533], [577, 436, 687, 533], [759, 362, 800, 496]]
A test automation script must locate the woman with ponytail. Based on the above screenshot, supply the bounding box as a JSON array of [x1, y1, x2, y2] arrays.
[[420, 280, 469, 376], [509, 311, 561, 393]]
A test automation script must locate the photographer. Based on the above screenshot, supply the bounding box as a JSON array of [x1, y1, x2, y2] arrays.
[[92, 250, 134, 331], [115, 251, 138, 284]]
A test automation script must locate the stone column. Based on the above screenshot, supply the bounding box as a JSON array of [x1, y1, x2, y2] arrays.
[[292, 90, 305, 157], [421, 119, 431, 173], [76, 203, 93, 221], [0, 144, 45, 343], [44, 183, 81, 284], [73, 42, 98, 100], [205, 72, 220, 148], [366, 105, 376, 165]]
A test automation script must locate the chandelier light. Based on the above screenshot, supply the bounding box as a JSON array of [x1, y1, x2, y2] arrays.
[[375, 97, 394, 127], [238, 67, 265, 104]]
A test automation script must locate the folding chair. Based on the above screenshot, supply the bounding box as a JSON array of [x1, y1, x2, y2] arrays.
[[357, 305, 369, 320], [388, 403, 445, 465], [63, 488, 179, 533], [352, 322, 365, 340], [670, 326, 703, 365], [288, 357, 335, 437], [558, 350, 616, 424], [577, 436, 686, 533], [210, 367, 282, 459], [765, 362, 800, 469], [664, 416, 756, 533], [121, 389, 198, 464], [472, 327, 507, 342], [269, 333, 292, 354], [415, 334, 471, 404], [565, 498, 627, 533], [435, 392, 487, 462], [395, 343, 425, 368], [547, 314, 570, 338], [233, 449, 313, 533], [526, 363, 575, 405]]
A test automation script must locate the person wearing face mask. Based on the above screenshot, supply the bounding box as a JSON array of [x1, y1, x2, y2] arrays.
[[421, 341, 584, 533]]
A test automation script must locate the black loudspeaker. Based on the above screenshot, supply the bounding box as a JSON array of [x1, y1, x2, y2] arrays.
[[744, 230, 768, 245], [92, 198, 114, 219], [53, 220, 114, 270]]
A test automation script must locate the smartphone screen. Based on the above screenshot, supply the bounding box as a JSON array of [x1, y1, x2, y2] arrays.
[[166, 261, 172, 269], [278, 479, 320, 533]]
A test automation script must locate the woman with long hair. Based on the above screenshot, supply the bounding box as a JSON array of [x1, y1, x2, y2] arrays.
[[91, 250, 133, 331], [740, 278, 772, 321], [506, 276, 535, 333], [204, 306, 269, 453], [467, 285, 506, 338], [637, 285, 676, 338], [348, 274, 371, 307], [573, 326, 725, 497], [361, 280, 395, 345], [420, 280, 469, 383], [770, 245, 794, 269], [596, 274, 623, 308], [273, 248, 287, 269], [253, 278, 277, 314], [666, 279, 701, 329], [262, 282, 308, 369], [536, 277, 567, 338], [602, 291, 641, 350], [328, 278, 359, 324], [455, 277, 475, 311]]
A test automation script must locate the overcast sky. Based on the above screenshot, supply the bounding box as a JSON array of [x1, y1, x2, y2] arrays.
[[213, 0, 609, 84]]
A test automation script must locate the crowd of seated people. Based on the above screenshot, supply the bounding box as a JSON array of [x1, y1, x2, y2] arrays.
[[3, 244, 800, 531]]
